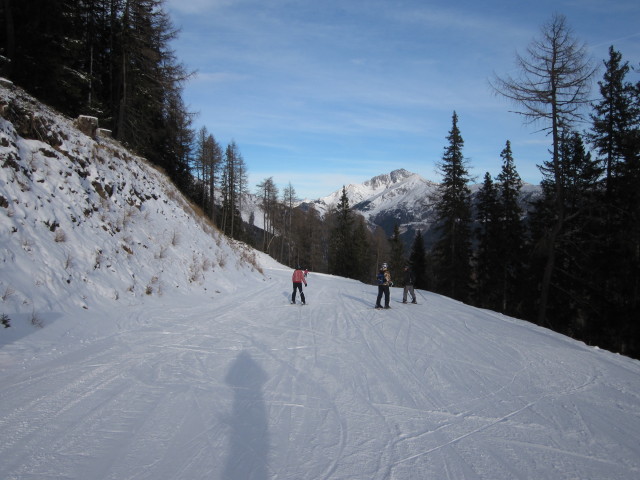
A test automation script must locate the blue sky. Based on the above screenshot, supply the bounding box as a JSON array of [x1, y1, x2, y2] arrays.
[[166, 0, 640, 199]]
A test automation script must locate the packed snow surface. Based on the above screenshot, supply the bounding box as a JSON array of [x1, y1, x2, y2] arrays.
[[1, 265, 640, 479]]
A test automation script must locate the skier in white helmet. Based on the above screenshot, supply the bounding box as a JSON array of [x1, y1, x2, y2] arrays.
[[375, 263, 392, 309]]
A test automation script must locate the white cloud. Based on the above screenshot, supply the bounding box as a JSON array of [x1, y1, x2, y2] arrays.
[[192, 71, 250, 84], [166, 0, 235, 14]]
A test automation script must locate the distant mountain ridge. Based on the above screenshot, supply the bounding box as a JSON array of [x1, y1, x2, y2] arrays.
[[306, 168, 541, 246]]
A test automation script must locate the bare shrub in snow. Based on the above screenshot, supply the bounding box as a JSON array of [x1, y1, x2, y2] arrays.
[[202, 258, 212, 272], [145, 276, 159, 295], [241, 249, 262, 274], [30, 311, 43, 328], [2, 286, 15, 302], [171, 230, 180, 247], [156, 244, 168, 259], [217, 252, 226, 269], [54, 229, 66, 242], [122, 207, 137, 228], [21, 238, 33, 252], [63, 252, 74, 270], [94, 250, 103, 269], [189, 254, 203, 283]]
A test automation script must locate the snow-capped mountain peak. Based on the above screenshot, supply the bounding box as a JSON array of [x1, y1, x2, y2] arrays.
[[363, 168, 415, 189], [309, 168, 440, 241], [307, 167, 539, 245], [317, 168, 422, 206]]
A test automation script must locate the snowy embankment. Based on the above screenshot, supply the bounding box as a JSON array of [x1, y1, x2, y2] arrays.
[[0, 81, 262, 345], [1, 82, 640, 479]]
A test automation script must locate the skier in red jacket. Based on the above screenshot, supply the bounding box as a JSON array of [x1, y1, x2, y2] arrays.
[[291, 266, 307, 304]]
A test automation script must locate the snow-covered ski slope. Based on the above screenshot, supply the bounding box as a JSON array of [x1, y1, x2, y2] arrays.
[[1, 264, 640, 479]]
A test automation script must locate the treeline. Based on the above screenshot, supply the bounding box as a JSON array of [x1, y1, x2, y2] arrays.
[[426, 16, 640, 359], [2, 6, 639, 358], [1, 0, 194, 193]]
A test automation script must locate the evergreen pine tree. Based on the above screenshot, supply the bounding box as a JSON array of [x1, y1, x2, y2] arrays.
[[589, 47, 640, 356], [372, 227, 391, 281], [353, 216, 372, 283], [432, 111, 473, 302], [589, 46, 636, 196], [3, 0, 86, 114], [409, 230, 428, 290], [496, 141, 525, 315], [328, 187, 355, 278], [473, 172, 501, 310], [161, 90, 194, 195], [529, 131, 602, 335], [293, 204, 326, 274], [389, 224, 405, 283]]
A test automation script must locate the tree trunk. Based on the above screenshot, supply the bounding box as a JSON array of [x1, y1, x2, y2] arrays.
[[3, 0, 15, 76]]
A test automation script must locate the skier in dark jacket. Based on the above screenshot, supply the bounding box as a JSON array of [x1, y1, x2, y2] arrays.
[[291, 265, 307, 304], [375, 263, 392, 309], [402, 265, 417, 304]]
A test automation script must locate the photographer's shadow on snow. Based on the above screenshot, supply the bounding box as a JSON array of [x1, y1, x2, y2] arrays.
[[223, 351, 269, 480]]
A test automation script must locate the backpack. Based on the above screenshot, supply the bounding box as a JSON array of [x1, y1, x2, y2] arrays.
[[377, 272, 385, 285]]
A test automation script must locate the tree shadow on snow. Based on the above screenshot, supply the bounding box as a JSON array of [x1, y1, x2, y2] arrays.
[[223, 351, 269, 480]]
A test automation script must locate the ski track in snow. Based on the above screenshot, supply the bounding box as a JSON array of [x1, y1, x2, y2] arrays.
[[1, 268, 640, 479]]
